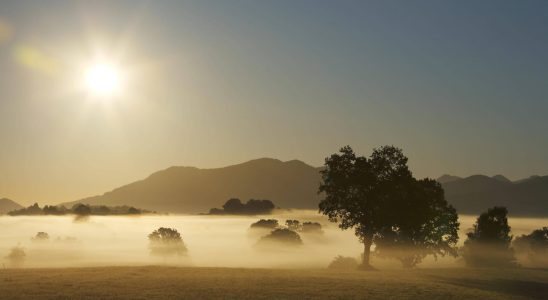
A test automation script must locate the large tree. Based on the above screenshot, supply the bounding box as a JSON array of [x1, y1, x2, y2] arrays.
[[318, 145, 459, 269]]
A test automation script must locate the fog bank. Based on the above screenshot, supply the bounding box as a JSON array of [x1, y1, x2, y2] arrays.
[[0, 211, 545, 269]]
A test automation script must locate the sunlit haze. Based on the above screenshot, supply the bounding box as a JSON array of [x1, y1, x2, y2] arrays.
[[85, 64, 120, 96], [1, 2, 547, 299], [0, 1, 547, 205]]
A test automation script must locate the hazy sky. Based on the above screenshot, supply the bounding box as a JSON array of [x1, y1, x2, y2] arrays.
[[1, 1, 547, 205]]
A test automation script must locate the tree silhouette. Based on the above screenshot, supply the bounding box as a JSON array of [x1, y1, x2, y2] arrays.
[[222, 198, 245, 213], [6, 246, 26, 268], [462, 206, 516, 267], [250, 219, 279, 229], [374, 178, 459, 268], [514, 227, 548, 267], [257, 228, 303, 246], [43, 205, 64, 215], [32, 232, 50, 242], [210, 198, 276, 215], [285, 220, 301, 231], [301, 222, 323, 234], [148, 227, 187, 257], [72, 204, 91, 216], [319, 145, 459, 269], [328, 255, 358, 270]]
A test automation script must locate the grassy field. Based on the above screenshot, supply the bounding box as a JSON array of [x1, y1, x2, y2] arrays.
[[0, 267, 547, 299]]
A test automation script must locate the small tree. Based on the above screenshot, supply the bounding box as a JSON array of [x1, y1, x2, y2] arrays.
[[513, 227, 547, 267], [285, 220, 301, 231], [148, 227, 187, 257], [462, 206, 516, 267], [43, 205, 62, 215], [319, 146, 459, 269], [127, 207, 141, 215], [250, 219, 279, 230], [73, 204, 91, 216], [222, 198, 245, 214], [302, 222, 323, 234], [6, 246, 26, 268], [32, 232, 50, 242], [245, 199, 275, 214], [257, 229, 303, 247]]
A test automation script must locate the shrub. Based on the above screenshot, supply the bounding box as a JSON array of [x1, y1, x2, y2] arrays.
[[302, 222, 323, 234], [250, 219, 279, 230], [285, 220, 301, 231], [257, 228, 303, 247], [32, 232, 50, 242], [513, 227, 548, 267], [328, 255, 358, 270], [6, 246, 26, 268]]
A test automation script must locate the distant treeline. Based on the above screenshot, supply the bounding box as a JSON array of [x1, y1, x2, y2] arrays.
[[208, 198, 276, 215], [8, 203, 151, 216]]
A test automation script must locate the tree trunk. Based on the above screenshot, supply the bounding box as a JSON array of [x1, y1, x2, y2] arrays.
[[359, 233, 376, 270]]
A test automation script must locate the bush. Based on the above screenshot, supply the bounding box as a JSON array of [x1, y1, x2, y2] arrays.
[[302, 222, 323, 234], [5, 246, 26, 268], [257, 229, 303, 247], [250, 219, 279, 230], [513, 227, 548, 267], [328, 255, 358, 270], [285, 220, 301, 231], [148, 227, 188, 257], [32, 232, 50, 242]]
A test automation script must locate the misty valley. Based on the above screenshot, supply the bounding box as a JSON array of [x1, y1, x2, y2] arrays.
[[1, 211, 545, 269], [2, 1, 548, 298]]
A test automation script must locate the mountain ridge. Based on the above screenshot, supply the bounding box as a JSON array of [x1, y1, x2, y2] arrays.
[[0, 198, 24, 214], [61, 159, 548, 217], [63, 158, 322, 214]]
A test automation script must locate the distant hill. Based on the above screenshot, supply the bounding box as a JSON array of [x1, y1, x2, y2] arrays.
[[0, 198, 23, 214], [62, 159, 547, 217], [64, 158, 323, 214], [437, 175, 462, 184], [439, 175, 548, 217]]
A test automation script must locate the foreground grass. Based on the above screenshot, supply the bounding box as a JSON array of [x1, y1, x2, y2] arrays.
[[0, 266, 547, 299]]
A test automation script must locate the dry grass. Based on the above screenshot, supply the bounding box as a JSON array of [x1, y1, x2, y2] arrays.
[[0, 266, 546, 299]]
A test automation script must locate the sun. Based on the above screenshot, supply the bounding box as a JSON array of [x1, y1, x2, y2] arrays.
[[85, 64, 120, 95]]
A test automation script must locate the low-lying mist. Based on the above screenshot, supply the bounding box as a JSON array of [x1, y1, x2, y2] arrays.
[[0, 211, 545, 269]]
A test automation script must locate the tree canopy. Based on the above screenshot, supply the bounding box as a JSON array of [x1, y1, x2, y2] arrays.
[[250, 219, 279, 229], [257, 228, 303, 247], [462, 206, 516, 267], [513, 227, 548, 267], [319, 145, 459, 269], [209, 198, 275, 215], [148, 227, 188, 257]]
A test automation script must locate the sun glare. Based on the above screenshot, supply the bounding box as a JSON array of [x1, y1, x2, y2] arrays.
[[85, 64, 120, 95]]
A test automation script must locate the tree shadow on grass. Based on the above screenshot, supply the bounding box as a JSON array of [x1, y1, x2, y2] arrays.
[[430, 276, 548, 299]]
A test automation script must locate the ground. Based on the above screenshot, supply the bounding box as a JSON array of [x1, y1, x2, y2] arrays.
[[0, 267, 547, 299]]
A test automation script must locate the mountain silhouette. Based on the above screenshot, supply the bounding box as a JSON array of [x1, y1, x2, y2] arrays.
[[437, 174, 463, 184], [63, 158, 323, 213], [61, 159, 547, 217], [440, 175, 548, 217], [0, 198, 23, 214]]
